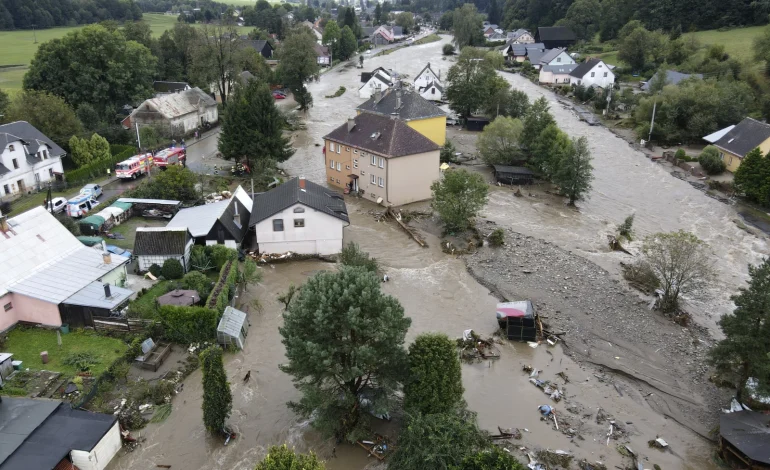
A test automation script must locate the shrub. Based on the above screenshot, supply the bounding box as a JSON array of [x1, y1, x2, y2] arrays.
[[156, 305, 220, 343], [256, 445, 326, 470], [488, 228, 505, 246], [181, 271, 212, 298], [208, 245, 237, 270], [190, 246, 214, 272], [339, 242, 378, 273], [617, 214, 635, 240], [404, 333, 464, 415], [443, 43, 455, 55], [206, 259, 238, 314], [63, 352, 100, 372], [162, 259, 184, 280], [325, 86, 346, 98], [699, 146, 726, 175], [674, 148, 686, 161], [149, 264, 162, 277]]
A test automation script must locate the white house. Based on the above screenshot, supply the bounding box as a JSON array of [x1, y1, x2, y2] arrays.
[[248, 177, 348, 256], [417, 80, 444, 101], [507, 29, 534, 44], [359, 67, 396, 98], [539, 48, 575, 68], [123, 87, 218, 135], [569, 58, 615, 88], [314, 43, 331, 66], [413, 63, 441, 90], [133, 227, 195, 272], [539, 64, 578, 85], [167, 186, 253, 248], [487, 31, 507, 43], [0, 121, 65, 199]]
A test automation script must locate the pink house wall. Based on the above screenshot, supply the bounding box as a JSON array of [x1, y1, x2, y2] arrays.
[[0, 293, 61, 332]]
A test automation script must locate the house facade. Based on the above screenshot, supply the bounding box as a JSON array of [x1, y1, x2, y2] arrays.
[[356, 88, 447, 145], [134, 227, 194, 272], [249, 177, 348, 256], [539, 64, 577, 85], [371, 25, 394, 44], [359, 68, 396, 98], [569, 59, 615, 88], [1, 122, 65, 199], [413, 63, 441, 90], [167, 186, 252, 248], [539, 48, 575, 68], [417, 81, 444, 102], [314, 44, 331, 66], [323, 113, 440, 206], [124, 87, 218, 135], [711, 118, 770, 173], [507, 29, 534, 44]]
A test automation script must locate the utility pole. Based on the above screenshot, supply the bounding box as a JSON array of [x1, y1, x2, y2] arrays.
[[648, 100, 657, 144], [135, 122, 142, 152]]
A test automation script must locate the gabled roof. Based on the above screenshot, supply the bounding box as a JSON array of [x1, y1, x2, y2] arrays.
[[537, 26, 577, 42], [419, 81, 444, 94], [541, 64, 578, 74], [527, 49, 547, 64], [249, 177, 349, 226], [356, 88, 445, 121], [507, 29, 531, 39], [313, 43, 330, 57], [245, 39, 273, 52], [0, 399, 117, 470], [539, 48, 567, 64], [153, 81, 190, 93], [0, 121, 65, 158], [132, 87, 216, 120], [569, 58, 608, 78], [360, 67, 394, 85], [415, 63, 439, 81], [166, 187, 251, 241], [713, 117, 770, 158], [0, 207, 84, 297], [324, 112, 440, 158], [640, 70, 704, 91], [134, 227, 192, 256]]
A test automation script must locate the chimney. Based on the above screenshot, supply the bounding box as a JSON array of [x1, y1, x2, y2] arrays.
[[233, 203, 241, 226], [347, 117, 356, 133], [103, 252, 112, 264], [299, 176, 306, 191], [374, 86, 382, 103], [103, 283, 112, 299], [0, 210, 8, 233], [396, 90, 402, 110]]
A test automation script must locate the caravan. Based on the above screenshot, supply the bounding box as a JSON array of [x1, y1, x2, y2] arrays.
[[65, 193, 100, 218]]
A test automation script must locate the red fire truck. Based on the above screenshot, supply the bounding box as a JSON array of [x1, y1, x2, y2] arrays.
[[152, 146, 186, 169], [116, 153, 153, 179]]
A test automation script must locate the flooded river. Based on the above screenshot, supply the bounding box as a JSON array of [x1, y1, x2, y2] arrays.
[[109, 36, 754, 470]]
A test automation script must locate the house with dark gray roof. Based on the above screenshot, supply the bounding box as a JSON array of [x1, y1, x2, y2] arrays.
[[133, 227, 194, 272], [167, 186, 253, 248], [0, 121, 65, 198], [356, 87, 447, 145], [569, 58, 615, 88], [0, 398, 121, 470], [248, 177, 348, 255], [244, 39, 273, 58], [359, 67, 398, 98], [152, 81, 191, 96], [641, 70, 703, 91], [323, 112, 441, 206], [712, 117, 770, 172], [535, 26, 577, 49]]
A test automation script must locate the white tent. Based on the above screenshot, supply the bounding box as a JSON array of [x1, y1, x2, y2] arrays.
[[217, 306, 249, 349]]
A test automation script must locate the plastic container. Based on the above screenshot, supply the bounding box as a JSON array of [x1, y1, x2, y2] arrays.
[[60, 324, 69, 334]]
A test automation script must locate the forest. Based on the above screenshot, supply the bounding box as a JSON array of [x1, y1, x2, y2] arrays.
[[0, 0, 142, 30]]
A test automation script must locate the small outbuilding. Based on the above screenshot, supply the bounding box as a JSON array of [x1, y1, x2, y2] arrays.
[[157, 289, 201, 307], [133, 227, 194, 273], [719, 410, 770, 469], [465, 117, 491, 132], [78, 215, 105, 236], [493, 165, 535, 185], [496, 301, 538, 342], [217, 305, 249, 350]]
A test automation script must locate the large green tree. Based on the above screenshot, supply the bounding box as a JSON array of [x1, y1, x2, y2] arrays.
[[553, 136, 594, 205], [339, 26, 357, 61], [255, 445, 326, 470], [530, 124, 571, 179], [200, 346, 232, 434], [24, 25, 156, 115], [279, 266, 412, 442], [710, 258, 770, 401], [431, 169, 489, 233], [278, 25, 320, 105], [219, 80, 293, 170], [521, 97, 555, 151], [0, 88, 9, 122], [395, 12, 415, 34], [68, 133, 110, 167], [734, 148, 770, 204], [190, 24, 250, 107], [754, 25, 770, 76], [5, 90, 82, 148], [557, 0, 601, 41], [389, 412, 489, 470], [446, 48, 506, 118], [483, 87, 530, 119], [322, 19, 341, 58], [404, 333, 464, 415], [478, 116, 523, 166], [452, 4, 484, 48], [132, 166, 200, 202]]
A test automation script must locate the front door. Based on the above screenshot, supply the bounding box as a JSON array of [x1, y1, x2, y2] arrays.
[[16, 179, 24, 194]]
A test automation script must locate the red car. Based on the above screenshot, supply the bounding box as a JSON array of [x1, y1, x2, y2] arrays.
[[272, 91, 286, 99]]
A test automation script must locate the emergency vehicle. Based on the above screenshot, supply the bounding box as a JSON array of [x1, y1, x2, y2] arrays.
[[66, 193, 100, 217], [116, 153, 153, 179], [152, 146, 187, 169]]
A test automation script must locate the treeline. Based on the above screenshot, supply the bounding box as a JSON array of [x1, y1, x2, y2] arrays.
[[134, 0, 228, 13], [0, 0, 141, 30]]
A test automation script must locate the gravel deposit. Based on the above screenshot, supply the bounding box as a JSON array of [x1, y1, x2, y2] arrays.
[[465, 226, 732, 437]]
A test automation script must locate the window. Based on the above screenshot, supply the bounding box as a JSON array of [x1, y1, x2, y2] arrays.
[[378, 177, 384, 187], [8, 145, 14, 152], [431, 88, 435, 94], [3, 302, 12, 312], [378, 157, 384, 168], [12, 158, 18, 169], [556, 57, 561, 62], [43, 150, 48, 159], [336, 162, 341, 171], [3, 184, 9, 195], [591, 72, 595, 77], [293, 207, 305, 213], [346, 147, 350, 151], [294, 219, 305, 228], [273, 219, 284, 231], [330, 176, 334, 181], [336, 179, 340, 183], [330, 159, 335, 169], [603, 72, 608, 77], [371, 174, 376, 184], [336, 145, 340, 154], [329, 143, 334, 152], [371, 155, 376, 165], [354, 160, 358, 168]]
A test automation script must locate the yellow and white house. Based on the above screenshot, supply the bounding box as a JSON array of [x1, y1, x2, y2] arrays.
[[708, 118, 770, 173], [356, 87, 447, 146]]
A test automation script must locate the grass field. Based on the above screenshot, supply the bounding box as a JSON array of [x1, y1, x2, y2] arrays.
[[4, 328, 127, 376], [684, 25, 765, 60], [0, 13, 250, 93]]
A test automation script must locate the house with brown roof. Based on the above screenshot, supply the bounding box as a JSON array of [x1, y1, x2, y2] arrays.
[[323, 113, 440, 206], [356, 87, 447, 145]]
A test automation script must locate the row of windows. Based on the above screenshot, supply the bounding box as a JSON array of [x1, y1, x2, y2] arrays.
[[370, 174, 384, 187], [6, 145, 50, 160], [272, 218, 305, 231], [2, 169, 54, 195], [330, 156, 385, 171]]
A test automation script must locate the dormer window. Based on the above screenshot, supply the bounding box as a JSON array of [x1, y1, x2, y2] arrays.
[[43, 150, 49, 159], [8, 145, 14, 152]]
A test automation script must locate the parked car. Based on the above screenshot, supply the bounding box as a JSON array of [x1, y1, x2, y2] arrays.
[[106, 245, 132, 258], [80, 183, 102, 199], [43, 197, 68, 214], [272, 91, 286, 100]]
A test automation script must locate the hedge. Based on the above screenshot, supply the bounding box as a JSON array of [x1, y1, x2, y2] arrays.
[[155, 305, 220, 344], [206, 259, 238, 314], [64, 145, 137, 185]]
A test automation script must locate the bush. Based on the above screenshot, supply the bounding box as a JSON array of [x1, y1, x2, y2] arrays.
[[206, 259, 238, 314], [156, 305, 220, 343], [674, 148, 686, 161], [149, 264, 162, 277], [488, 228, 505, 246], [190, 246, 214, 272], [339, 242, 378, 273], [617, 214, 635, 240], [181, 271, 212, 298], [256, 445, 326, 470], [208, 245, 237, 270], [162, 259, 184, 280], [443, 43, 455, 55], [699, 146, 726, 175], [325, 86, 346, 98], [64, 145, 135, 185]]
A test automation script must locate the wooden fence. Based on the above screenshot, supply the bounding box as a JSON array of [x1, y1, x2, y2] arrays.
[[93, 317, 153, 333]]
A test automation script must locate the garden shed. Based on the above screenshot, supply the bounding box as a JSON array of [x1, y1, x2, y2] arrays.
[[217, 306, 249, 350], [78, 215, 105, 235]]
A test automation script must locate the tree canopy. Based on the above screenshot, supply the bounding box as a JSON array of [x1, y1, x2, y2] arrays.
[[255, 445, 326, 470], [553, 136, 594, 205], [733, 148, 770, 205], [279, 266, 411, 442], [478, 116, 524, 166], [4, 90, 82, 148], [278, 26, 320, 92], [0, 0, 141, 30], [69, 133, 110, 167], [200, 346, 232, 434], [446, 48, 507, 118], [24, 25, 156, 116], [431, 169, 489, 233], [404, 333, 465, 415], [452, 4, 484, 48]]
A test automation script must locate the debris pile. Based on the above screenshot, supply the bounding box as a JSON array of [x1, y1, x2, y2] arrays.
[[457, 329, 501, 361], [525, 367, 564, 402]]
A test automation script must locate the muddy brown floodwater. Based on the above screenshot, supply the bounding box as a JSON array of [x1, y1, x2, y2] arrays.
[[109, 36, 759, 470]]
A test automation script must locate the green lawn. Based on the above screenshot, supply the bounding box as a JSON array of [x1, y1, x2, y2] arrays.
[[4, 328, 127, 376], [128, 280, 172, 318], [684, 25, 765, 61], [108, 216, 168, 250], [597, 50, 620, 67]]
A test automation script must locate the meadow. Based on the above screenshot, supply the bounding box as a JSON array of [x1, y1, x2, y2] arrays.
[[0, 13, 250, 93]]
